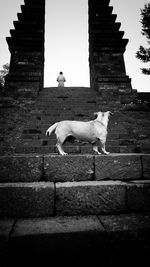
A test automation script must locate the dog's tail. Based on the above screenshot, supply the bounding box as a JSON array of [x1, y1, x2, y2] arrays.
[[46, 122, 58, 136]]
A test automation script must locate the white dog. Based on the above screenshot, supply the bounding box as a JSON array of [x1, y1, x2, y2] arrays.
[[46, 111, 112, 156]]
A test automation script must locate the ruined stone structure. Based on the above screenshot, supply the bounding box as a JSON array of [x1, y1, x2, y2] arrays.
[[89, 0, 133, 94], [1, 1, 150, 262], [5, 0, 45, 97], [5, 0, 133, 97]]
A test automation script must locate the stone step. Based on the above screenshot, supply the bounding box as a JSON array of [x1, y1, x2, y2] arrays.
[[14, 144, 145, 154], [2, 213, 150, 267], [17, 141, 145, 153], [0, 180, 150, 217], [10, 139, 150, 154], [0, 154, 149, 183]]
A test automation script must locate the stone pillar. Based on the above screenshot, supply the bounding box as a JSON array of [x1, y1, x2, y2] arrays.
[[89, 0, 132, 93], [5, 0, 45, 98]]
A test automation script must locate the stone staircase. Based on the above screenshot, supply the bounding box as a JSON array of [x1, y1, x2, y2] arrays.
[[1, 0, 150, 263], [14, 87, 150, 154], [1, 87, 150, 266], [0, 153, 150, 266]]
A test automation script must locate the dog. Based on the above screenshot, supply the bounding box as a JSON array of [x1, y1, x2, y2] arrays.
[[46, 111, 112, 156]]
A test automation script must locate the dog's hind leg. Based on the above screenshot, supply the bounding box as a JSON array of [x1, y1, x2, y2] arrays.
[[56, 142, 68, 156], [56, 134, 68, 155]]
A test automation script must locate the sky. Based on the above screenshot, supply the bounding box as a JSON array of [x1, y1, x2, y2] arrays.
[[0, 0, 149, 92]]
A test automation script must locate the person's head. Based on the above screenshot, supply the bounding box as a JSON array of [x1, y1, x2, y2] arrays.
[[60, 71, 63, 75]]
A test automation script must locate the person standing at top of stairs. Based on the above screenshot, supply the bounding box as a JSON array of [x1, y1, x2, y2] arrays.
[[56, 71, 66, 87]]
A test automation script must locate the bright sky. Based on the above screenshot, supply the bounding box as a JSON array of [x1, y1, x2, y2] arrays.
[[0, 0, 149, 92]]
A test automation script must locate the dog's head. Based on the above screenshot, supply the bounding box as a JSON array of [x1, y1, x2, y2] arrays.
[[94, 111, 113, 120]]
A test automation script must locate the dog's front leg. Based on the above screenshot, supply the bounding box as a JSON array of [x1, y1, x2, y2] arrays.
[[92, 144, 101, 155], [101, 142, 110, 155]]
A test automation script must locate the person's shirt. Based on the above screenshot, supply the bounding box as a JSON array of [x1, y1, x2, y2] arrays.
[[57, 75, 66, 82]]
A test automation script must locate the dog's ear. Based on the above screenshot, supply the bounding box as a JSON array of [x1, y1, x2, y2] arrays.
[[107, 111, 113, 116], [93, 112, 98, 118]]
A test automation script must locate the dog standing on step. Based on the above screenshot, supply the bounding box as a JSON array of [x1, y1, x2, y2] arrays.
[[46, 111, 112, 156]]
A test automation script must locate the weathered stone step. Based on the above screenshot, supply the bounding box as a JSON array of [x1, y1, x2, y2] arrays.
[[0, 180, 150, 217], [2, 213, 150, 267], [15, 144, 146, 154], [0, 182, 54, 217], [0, 154, 149, 183]]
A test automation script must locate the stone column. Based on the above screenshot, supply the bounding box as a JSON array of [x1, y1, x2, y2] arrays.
[[88, 0, 132, 93], [5, 0, 45, 98]]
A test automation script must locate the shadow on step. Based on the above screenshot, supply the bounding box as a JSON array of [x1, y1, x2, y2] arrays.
[[9, 235, 150, 267]]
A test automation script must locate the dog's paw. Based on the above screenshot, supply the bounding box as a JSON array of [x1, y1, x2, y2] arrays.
[[60, 152, 68, 156], [104, 151, 110, 155]]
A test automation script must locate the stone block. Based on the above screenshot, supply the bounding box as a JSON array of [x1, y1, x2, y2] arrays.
[[11, 216, 103, 237], [142, 155, 150, 179], [0, 155, 43, 182], [0, 182, 54, 217], [44, 155, 94, 182], [99, 212, 150, 233], [126, 180, 150, 212], [95, 154, 142, 181], [56, 181, 126, 215], [0, 219, 14, 240], [0, 219, 15, 265], [99, 212, 150, 242], [9, 216, 104, 266]]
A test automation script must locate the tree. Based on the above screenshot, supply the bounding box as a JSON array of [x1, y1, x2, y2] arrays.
[[136, 3, 150, 75], [0, 63, 9, 89]]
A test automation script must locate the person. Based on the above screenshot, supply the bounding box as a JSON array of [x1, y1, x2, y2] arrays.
[[56, 71, 66, 87]]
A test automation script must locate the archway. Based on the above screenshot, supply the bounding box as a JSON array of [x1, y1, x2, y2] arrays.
[[44, 0, 90, 87], [5, 0, 132, 96]]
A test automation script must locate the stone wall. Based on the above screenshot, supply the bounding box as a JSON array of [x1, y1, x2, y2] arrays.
[[5, 0, 45, 98], [0, 154, 150, 217], [88, 0, 133, 93]]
